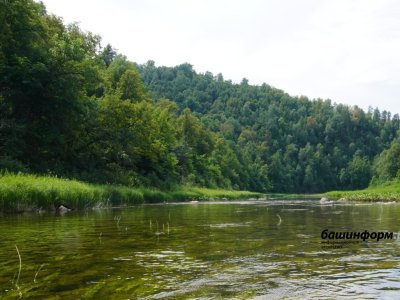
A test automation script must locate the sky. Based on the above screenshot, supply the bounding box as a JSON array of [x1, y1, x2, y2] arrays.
[[41, 0, 400, 114]]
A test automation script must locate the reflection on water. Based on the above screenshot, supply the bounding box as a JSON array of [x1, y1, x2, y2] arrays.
[[0, 200, 399, 299]]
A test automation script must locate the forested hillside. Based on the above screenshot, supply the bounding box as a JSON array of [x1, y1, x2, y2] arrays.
[[0, 0, 267, 191], [1, 0, 399, 194], [137, 62, 400, 192]]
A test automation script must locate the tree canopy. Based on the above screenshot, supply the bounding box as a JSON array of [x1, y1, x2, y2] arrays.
[[137, 62, 400, 192], [1, 0, 399, 193]]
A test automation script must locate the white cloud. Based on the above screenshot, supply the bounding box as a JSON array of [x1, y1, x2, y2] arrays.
[[42, 0, 400, 114]]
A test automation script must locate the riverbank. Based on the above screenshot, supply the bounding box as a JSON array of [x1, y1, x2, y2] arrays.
[[266, 193, 323, 200], [326, 180, 400, 202], [0, 173, 264, 213]]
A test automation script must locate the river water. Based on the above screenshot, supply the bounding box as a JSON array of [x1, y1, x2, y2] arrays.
[[0, 200, 399, 299]]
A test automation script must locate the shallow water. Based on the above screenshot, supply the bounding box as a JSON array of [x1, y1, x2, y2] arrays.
[[0, 200, 400, 299]]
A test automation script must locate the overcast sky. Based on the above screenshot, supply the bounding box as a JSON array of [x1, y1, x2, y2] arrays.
[[41, 0, 400, 114]]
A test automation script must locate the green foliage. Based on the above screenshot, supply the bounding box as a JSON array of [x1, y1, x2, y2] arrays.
[[0, 156, 28, 173], [339, 154, 371, 189], [2, 0, 400, 196], [371, 136, 400, 183], [106, 54, 137, 90], [0, 0, 105, 172], [182, 187, 263, 200], [141, 189, 170, 203], [100, 43, 117, 67], [138, 62, 400, 193], [0, 173, 262, 212], [117, 69, 147, 101], [0, 173, 105, 212], [326, 180, 400, 202]]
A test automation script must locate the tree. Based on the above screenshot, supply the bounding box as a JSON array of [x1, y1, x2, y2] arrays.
[[0, 0, 104, 172], [117, 69, 147, 101], [100, 43, 117, 67], [372, 138, 400, 182], [106, 54, 136, 89], [340, 155, 371, 189]]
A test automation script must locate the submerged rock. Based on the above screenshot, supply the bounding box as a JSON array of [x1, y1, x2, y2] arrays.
[[57, 205, 71, 214], [320, 197, 333, 204]]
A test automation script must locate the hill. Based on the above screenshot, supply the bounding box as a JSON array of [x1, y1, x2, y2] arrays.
[[1, 0, 400, 194], [137, 62, 400, 192]]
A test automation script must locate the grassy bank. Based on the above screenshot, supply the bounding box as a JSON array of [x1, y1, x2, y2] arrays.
[[265, 193, 323, 200], [0, 173, 264, 213], [326, 180, 400, 201]]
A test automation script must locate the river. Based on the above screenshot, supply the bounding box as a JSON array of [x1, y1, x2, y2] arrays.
[[0, 199, 399, 299]]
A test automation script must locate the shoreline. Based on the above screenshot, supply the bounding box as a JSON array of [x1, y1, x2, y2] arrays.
[[325, 181, 400, 202], [0, 173, 264, 213]]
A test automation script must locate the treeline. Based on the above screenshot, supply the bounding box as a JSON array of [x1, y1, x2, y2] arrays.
[[0, 0, 267, 191], [137, 62, 400, 192], [1, 0, 399, 194]]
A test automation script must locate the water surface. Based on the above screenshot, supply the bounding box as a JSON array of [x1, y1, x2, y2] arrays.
[[1, 200, 399, 299]]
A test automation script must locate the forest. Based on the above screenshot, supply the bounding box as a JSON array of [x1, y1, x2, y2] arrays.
[[1, 0, 400, 194], [137, 62, 400, 192]]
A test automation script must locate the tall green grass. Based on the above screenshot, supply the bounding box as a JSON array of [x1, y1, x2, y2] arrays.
[[0, 173, 144, 212], [326, 180, 400, 201], [0, 173, 264, 212], [177, 187, 263, 200]]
